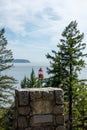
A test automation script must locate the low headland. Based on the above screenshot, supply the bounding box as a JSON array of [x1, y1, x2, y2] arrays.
[[13, 59, 30, 63]]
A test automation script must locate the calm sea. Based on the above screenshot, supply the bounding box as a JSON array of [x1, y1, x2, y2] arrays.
[[2, 63, 49, 88], [2, 63, 87, 88]]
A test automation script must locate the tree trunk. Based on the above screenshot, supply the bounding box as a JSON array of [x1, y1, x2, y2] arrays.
[[68, 63, 73, 130]]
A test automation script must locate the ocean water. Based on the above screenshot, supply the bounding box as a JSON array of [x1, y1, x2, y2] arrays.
[[2, 63, 49, 88], [2, 63, 87, 88]]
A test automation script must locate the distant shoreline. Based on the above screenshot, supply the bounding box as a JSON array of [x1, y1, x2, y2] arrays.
[[13, 59, 30, 63], [13, 62, 50, 67]]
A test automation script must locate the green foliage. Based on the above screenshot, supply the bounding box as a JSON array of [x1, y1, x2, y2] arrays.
[[0, 106, 15, 130], [21, 69, 41, 88], [29, 69, 39, 88], [0, 28, 17, 107], [46, 51, 65, 88], [21, 76, 29, 88], [72, 82, 87, 129], [46, 21, 87, 130], [46, 21, 87, 88], [0, 108, 5, 130], [0, 29, 13, 72]]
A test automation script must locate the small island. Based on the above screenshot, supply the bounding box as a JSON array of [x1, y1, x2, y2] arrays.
[[13, 59, 30, 63]]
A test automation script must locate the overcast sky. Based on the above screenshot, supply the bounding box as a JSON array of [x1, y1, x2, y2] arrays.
[[0, 0, 87, 64]]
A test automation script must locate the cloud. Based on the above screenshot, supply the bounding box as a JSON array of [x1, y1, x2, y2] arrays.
[[0, 0, 62, 35], [1, 0, 87, 62], [7, 38, 51, 62]]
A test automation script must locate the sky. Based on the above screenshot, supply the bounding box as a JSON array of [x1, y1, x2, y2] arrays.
[[0, 0, 87, 64]]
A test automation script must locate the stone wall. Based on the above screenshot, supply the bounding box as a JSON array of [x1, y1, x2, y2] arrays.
[[14, 87, 65, 130]]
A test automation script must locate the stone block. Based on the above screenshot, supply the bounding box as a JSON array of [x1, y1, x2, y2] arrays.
[[53, 105, 64, 115], [32, 127, 55, 130], [42, 90, 54, 100], [19, 91, 29, 106], [56, 126, 66, 130], [55, 115, 64, 125], [19, 106, 30, 115], [15, 128, 24, 130], [31, 100, 53, 114], [30, 91, 42, 101], [15, 88, 64, 130], [18, 116, 28, 128], [32, 127, 44, 130], [54, 89, 64, 105], [25, 127, 32, 130], [30, 114, 53, 126], [44, 126, 55, 130]]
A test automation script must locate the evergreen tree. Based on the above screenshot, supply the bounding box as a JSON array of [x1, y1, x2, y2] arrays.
[[21, 76, 29, 88], [46, 50, 67, 88], [73, 82, 87, 130], [0, 106, 15, 130], [46, 21, 87, 130], [0, 28, 16, 107], [21, 69, 41, 88], [29, 69, 38, 88]]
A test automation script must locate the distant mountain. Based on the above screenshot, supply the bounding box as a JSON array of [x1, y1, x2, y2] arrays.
[[13, 59, 30, 63]]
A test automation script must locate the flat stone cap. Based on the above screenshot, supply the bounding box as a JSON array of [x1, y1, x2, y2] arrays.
[[17, 87, 63, 92], [15, 87, 64, 105]]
